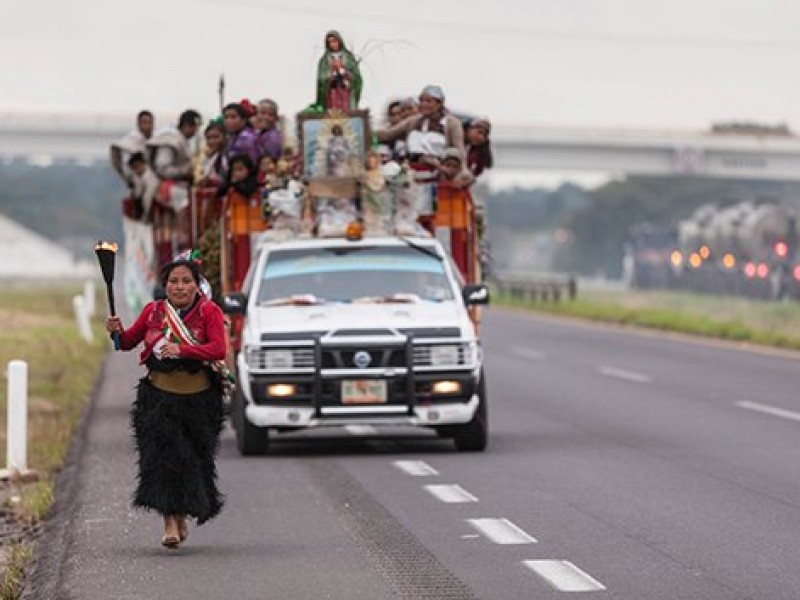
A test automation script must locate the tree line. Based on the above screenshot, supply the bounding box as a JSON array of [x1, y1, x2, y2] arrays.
[[3, 159, 800, 277]]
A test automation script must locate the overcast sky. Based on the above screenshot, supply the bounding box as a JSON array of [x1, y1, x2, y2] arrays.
[[2, 0, 799, 186]]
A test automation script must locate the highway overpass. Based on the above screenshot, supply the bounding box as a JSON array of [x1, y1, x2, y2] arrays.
[[2, 111, 800, 181]]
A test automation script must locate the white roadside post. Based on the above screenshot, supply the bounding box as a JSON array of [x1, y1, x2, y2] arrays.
[[83, 279, 96, 317], [6, 360, 28, 475], [73, 294, 94, 343]]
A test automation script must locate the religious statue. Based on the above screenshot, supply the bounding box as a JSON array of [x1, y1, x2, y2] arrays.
[[316, 30, 362, 112]]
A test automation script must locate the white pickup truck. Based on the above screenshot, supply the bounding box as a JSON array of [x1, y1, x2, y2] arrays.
[[222, 235, 490, 455]]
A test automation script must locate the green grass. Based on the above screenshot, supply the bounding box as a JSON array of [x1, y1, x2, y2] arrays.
[[496, 288, 800, 351], [0, 283, 107, 596], [0, 543, 31, 600]]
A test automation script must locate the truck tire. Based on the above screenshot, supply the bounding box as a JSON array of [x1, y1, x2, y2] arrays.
[[451, 371, 488, 452], [233, 383, 270, 456]]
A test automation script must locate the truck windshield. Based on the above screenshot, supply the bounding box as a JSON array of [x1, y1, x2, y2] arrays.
[[257, 246, 455, 304]]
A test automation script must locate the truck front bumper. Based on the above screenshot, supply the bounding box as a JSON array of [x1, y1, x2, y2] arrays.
[[245, 392, 479, 428]]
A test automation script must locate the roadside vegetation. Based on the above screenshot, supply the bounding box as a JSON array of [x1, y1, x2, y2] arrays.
[[0, 283, 106, 598], [497, 287, 800, 351]]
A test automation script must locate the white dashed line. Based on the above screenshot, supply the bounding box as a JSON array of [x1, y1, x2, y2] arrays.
[[523, 560, 606, 592], [344, 424, 378, 435], [598, 365, 651, 383], [393, 460, 439, 476], [467, 518, 537, 544], [511, 346, 546, 361], [424, 484, 479, 503], [736, 400, 800, 423]]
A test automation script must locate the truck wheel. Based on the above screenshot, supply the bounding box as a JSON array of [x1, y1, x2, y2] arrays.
[[233, 384, 270, 456], [452, 371, 488, 452]]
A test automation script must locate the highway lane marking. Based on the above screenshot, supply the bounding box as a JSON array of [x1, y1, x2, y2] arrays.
[[424, 484, 479, 503], [736, 400, 800, 423], [511, 346, 546, 360], [597, 365, 652, 383], [393, 460, 439, 476], [523, 560, 606, 592], [344, 424, 378, 435], [467, 518, 537, 544]]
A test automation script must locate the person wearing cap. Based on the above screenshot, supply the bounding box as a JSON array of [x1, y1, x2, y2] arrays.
[[222, 102, 259, 165], [106, 255, 227, 550], [376, 84, 465, 178], [254, 98, 283, 160], [465, 116, 493, 179], [399, 96, 418, 121]]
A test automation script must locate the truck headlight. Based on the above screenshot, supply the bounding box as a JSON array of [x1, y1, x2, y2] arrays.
[[430, 345, 459, 366], [264, 350, 293, 369]]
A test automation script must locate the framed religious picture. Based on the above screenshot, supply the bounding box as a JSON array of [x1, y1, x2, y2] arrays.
[[297, 109, 371, 191]]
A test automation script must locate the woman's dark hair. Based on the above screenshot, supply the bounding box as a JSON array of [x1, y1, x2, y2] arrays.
[[223, 103, 249, 121], [464, 120, 494, 171], [472, 143, 493, 170], [216, 153, 258, 198], [137, 110, 153, 121], [229, 153, 256, 176], [159, 259, 202, 287]]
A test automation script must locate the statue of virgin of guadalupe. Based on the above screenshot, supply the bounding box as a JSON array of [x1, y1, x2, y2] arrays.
[[316, 30, 362, 112]]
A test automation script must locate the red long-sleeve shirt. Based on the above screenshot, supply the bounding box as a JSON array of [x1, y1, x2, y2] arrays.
[[119, 297, 227, 364]]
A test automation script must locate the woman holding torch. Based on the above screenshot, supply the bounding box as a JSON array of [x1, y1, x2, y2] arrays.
[[106, 256, 226, 549]]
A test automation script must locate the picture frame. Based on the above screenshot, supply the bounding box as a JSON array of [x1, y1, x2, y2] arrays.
[[297, 109, 371, 186]]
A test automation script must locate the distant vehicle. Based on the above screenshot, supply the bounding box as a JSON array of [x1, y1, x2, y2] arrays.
[[622, 223, 677, 290], [671, 200, 800, 300]]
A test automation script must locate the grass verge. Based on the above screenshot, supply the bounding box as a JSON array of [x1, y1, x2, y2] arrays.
[[0, 544, 31, 600], [0, 283, 106, 597], [495, 288, 800, 351]]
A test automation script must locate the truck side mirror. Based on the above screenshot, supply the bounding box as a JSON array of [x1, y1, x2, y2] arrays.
[[221, 292, 248, 315], [462, 284, 490, 306]]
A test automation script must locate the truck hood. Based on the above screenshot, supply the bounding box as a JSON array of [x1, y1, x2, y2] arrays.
[[244, 301, 472, 340]]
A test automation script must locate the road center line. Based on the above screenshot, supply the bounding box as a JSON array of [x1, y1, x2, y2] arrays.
[[393, 460, 439, 476], [467, 518, 537, 544], [424, 484, 479, 503], [598, 365, 651, 383], [736, 400, 800, 423], [511, 346, 546, 361], [344, 424, 378, 436], [523, 560, 606, 592]]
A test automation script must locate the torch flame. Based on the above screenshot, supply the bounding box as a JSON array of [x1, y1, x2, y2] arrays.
[[95, 241, 119, 253]]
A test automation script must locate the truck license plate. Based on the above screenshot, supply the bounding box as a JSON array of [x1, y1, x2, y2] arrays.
[[341, 380, 387, 404]]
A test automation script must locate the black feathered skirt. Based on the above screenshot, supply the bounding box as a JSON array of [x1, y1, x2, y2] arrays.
[[131, 377, 225, 524]]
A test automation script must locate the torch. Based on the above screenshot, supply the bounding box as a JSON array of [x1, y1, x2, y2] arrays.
[[94, 241, 120, 350]]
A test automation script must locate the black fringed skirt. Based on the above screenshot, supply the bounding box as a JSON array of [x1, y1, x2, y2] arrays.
[[131, 377, 225, 524]]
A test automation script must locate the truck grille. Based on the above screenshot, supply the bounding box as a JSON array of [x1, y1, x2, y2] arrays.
[[246, 340, 476, 371]]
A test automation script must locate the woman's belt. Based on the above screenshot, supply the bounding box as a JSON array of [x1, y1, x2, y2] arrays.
[[148, 369, 210, 394]]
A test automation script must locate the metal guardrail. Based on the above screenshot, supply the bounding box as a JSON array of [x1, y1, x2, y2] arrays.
[[493, 273, 578, 302]]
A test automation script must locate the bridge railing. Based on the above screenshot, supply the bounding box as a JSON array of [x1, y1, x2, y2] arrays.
[[492, 272, 578, 302]]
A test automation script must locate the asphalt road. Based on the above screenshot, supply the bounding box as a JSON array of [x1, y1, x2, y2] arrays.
[[25, 307, 800, 599]]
